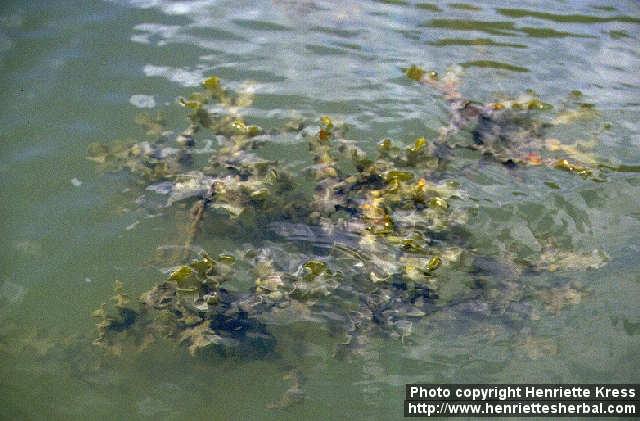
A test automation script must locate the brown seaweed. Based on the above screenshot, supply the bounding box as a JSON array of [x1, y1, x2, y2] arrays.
[[89, 73, 606, 372]]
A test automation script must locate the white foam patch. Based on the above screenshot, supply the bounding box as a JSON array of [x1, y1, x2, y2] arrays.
[[129, 94, 156, 108], [143, 64, 205, 87]]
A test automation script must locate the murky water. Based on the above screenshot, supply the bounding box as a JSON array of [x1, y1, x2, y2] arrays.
[[1, 0, 640, 419]]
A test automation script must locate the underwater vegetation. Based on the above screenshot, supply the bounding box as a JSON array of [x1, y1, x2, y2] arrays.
[[87, 66, 613, 404]]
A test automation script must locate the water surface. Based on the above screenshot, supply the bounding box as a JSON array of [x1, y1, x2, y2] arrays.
[[1, 0, 640, 419]]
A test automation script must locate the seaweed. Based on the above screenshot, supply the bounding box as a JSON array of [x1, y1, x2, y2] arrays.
[[88, 73, 607, 386], [404, 67, 610, 179]]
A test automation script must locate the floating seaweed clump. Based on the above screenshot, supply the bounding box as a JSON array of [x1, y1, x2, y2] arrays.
[[89, 70, 609, 382], [405, 64, 612, 177]]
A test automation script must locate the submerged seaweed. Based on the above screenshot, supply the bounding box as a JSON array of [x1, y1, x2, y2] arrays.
[[88, 71, 609, 393]]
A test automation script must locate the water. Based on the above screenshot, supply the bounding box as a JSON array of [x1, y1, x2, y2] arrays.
[[1, 0, 640, 419]]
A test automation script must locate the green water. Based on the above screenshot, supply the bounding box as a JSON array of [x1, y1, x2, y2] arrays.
[[1, 0, 640, 419]]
